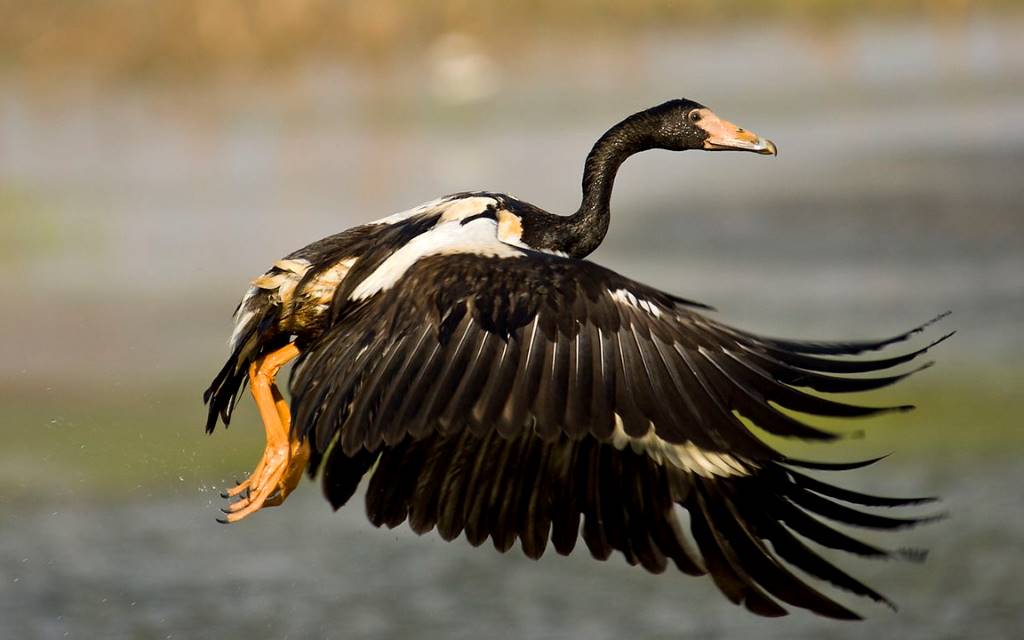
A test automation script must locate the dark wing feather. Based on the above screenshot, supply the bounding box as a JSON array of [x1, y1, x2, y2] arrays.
[[293, 251, 928, 461], [727, 311, 950, 356], [340, 431, 938, 619], [285, 249, 945, 619]]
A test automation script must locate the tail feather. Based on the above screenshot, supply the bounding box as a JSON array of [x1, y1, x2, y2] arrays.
[[203, 354, 252, 433], [203, 288, 278, 433]]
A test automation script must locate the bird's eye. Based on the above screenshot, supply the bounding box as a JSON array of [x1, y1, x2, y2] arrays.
[[688, 110, 702, 124]]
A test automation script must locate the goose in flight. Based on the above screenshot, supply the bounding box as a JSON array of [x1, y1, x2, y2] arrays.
[[204, 99, 947, 619]]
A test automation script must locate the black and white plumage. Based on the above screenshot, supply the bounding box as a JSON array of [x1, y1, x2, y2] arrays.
[[205, 99, 948, 619]]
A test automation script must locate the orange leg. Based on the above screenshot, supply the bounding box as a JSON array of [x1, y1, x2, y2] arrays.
[[219, 343, 309, 523], [258, 385, 310, 508], [221, 378, 289, 500]]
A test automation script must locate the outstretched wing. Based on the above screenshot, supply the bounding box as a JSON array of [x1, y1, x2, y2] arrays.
[[290, 246, 947, 618], [292, 248, 945, 472]]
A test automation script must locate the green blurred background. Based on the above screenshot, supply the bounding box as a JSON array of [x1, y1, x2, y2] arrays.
[[2, 1, 1023, 638]]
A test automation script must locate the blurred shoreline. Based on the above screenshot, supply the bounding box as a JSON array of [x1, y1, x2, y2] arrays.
[[3, 0, 1023, 84]]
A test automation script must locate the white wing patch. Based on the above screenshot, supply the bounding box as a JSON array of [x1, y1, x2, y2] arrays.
[[610, 416, 751, 477], [349, 217, 523, 301], [610, 288, 663, 318], [368, 194, 499, 226], [439, 196, 498, 222], [367, 196, 457, 226]]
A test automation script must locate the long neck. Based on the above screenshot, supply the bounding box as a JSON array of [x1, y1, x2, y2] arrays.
[[561, 118, 651, 258]]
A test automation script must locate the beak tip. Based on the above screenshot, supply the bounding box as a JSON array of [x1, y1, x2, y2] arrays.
[[760, 139, 778, 156]]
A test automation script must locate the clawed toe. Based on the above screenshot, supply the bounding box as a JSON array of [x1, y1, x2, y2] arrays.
[[218, 441, 307, 522]]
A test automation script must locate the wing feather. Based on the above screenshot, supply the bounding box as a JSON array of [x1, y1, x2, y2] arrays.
[[283, 246, 945, 619], [704, 483, 862, 619], [376, 325, 435, 445], [471, 338, 520, 429]]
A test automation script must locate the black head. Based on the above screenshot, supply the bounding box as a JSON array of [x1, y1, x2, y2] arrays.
[[625, 98, 777, 155]]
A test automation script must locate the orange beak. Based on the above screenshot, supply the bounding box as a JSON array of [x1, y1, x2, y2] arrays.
[[696, 108, 777, 155]]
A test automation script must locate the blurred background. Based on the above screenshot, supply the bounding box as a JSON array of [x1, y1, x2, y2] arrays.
[[2, 1, 1022, 638]]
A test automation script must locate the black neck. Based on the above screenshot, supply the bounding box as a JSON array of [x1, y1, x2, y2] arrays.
[[560, 115, 652, 258]]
